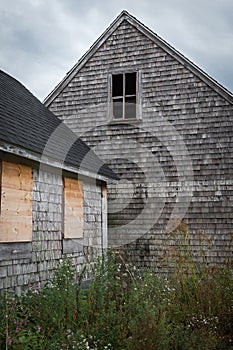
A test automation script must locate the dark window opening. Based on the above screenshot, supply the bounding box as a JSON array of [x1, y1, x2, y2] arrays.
[[112, 72, 137, 120], [125, 72, 136, 95], [112, 74, 123, 97]]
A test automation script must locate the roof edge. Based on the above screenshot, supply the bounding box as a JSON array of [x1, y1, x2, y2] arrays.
[[125, 13, 233, 104], [44, 10, 128, 105], [0, 141, 118, 183], [44, 10, 233, 106]]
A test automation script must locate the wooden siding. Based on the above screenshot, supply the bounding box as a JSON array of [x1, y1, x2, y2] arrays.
[[47, 20, 233, 269], [0, 167, 106, 293]]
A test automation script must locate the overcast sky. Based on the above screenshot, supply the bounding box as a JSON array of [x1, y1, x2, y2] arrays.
[[0, 0, 233, 101]]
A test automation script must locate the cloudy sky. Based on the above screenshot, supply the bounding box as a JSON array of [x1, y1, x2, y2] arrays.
[[0, 0, 233, 101]]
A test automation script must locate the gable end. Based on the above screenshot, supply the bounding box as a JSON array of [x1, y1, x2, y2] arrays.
[[44, 10, 233, 107]]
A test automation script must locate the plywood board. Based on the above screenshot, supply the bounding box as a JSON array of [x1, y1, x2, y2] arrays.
[[1, 161, 33, 191], [0, 161, 33, 242], [64, 177, 83, 239]]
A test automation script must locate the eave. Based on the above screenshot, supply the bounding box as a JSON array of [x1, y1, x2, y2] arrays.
[[0, 140, 117, 184]]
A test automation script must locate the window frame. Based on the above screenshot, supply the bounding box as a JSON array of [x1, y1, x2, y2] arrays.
[[109, 70, 141, 122]]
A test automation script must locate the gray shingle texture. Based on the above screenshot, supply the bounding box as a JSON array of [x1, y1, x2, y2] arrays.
[[0, 70, 117, 180]]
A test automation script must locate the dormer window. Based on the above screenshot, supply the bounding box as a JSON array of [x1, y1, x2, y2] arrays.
[[111, 72, 137, 120]]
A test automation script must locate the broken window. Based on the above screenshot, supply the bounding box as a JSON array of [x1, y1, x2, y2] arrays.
[[0, 161, 33, 242], [111, 72, 137, 120], [63, 177, 83, 239]]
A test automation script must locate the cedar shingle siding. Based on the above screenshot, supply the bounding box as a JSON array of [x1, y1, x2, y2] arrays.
[[0, 70, 115, 293], [46, 11, 233, 270]]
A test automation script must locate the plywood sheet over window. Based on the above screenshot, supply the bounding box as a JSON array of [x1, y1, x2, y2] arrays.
[[64, 177, 83, 239], [0, 161, 33, 242]]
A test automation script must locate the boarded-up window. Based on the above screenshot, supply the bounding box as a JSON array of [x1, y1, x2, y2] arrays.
[[64, 177, 83, 239], [0, 161, 33, 242]]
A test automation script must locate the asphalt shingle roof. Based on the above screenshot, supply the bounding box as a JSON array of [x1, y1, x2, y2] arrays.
[[0, 70, 117, 180]]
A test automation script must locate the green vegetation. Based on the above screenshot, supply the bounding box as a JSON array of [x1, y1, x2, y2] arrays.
[[0, 228, 233, 349]]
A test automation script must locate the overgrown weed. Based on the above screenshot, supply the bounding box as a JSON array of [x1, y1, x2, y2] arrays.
[[0, 229, 232, 349]]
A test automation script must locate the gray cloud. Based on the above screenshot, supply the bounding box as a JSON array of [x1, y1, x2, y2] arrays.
[[0, 0, 232, 100]]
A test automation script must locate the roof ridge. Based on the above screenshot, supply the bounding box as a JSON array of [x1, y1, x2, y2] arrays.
[[44, 11, 233, 106], [44, 11, 127, 105], [124, 12, 233, 102]]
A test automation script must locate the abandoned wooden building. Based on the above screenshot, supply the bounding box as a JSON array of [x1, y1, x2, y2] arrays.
[[45, 10, 233, 271], [0, 69, 117, 293]]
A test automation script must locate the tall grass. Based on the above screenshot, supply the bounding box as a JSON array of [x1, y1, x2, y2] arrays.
[[0, 228, 232, 349]]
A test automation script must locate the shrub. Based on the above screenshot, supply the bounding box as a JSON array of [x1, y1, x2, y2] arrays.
[[77, 252, 130, 349], [0, 239, 232, 349]]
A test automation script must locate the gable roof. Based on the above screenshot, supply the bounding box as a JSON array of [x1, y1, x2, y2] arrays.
[[44, 10, 233, 106], [0, 70, 118, 181]]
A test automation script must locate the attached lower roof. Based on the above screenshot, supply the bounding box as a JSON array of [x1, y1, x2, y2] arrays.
[[0, 70, 118, 181]]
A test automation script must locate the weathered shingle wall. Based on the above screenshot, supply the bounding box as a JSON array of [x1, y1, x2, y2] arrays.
[[0, 168, 105, 293], [48, 20, 233, 270], [83, 181, 103, 248]]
